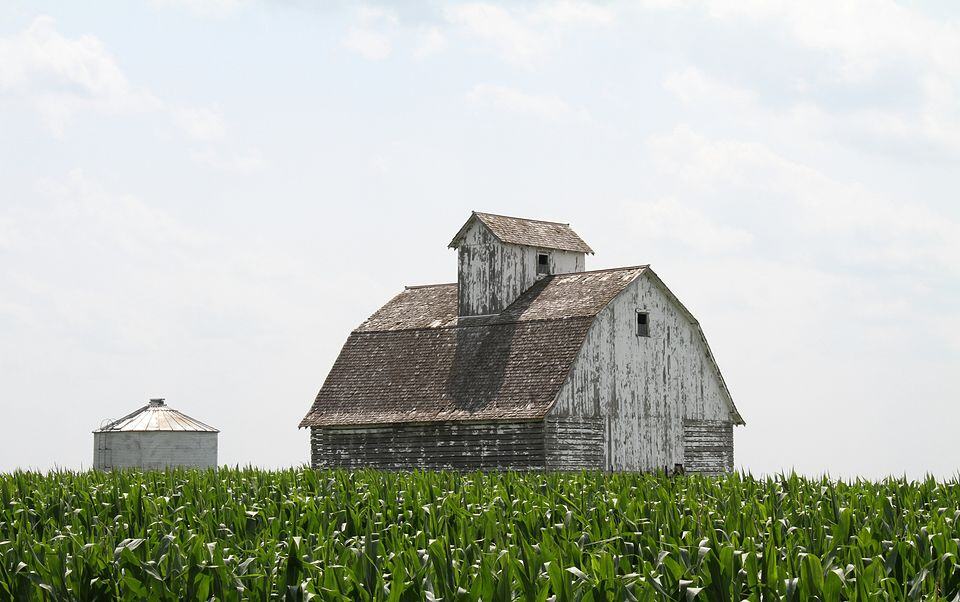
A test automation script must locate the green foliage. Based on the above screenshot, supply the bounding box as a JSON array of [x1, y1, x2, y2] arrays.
[[1, 468, 959, 600]]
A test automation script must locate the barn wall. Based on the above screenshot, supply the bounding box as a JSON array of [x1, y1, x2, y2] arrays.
[[311, 422, 548, 470], [549, 272, 733, 472], [682, 419, 734, 475], [544, 417, 604, 470], [93, 431, 218, 470], [457, 221, 585, 316]]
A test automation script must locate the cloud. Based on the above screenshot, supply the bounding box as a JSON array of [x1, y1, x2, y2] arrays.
[[172, 106, 226, 141], [645, 125, 960, 274], [702, 0, 960, 83], [627, 198, 753, 252], [414, 27, 447, 59], [150, 0, 250, 18], [467, 83, 590, 122], [444, 2, 613, 67], [188, 147, 266, 172], [0, 15, 161, 134], [663, 67, 756, 107], [659, 2, 960, 156], [0, 170, 304, 352], [343, 27, 393, 60], [0, 15, 267, 171], [342, 6, 398, 61], [444, 4, 547, 66]]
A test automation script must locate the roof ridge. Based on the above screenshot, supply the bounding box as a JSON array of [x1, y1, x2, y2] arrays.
[[474, 211, 570, 226], [554, 264, 649, 276], [404, 282, 457, 290], [352, 314, 595, 335]]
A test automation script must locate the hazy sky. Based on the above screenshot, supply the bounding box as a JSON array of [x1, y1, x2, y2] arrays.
[[1, 1, 958, 478]]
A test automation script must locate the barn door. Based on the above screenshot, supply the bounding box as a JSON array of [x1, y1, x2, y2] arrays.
[[682, 419, 733, 475]]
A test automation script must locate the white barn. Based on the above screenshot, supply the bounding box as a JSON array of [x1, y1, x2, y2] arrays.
[[300, 212, 743, 473], [93, 398, 218, 470]]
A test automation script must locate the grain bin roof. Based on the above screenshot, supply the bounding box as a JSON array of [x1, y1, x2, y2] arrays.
[[96, 399, 218, 433], [449, 212, 594, 254], [299, 266, 646, 428]]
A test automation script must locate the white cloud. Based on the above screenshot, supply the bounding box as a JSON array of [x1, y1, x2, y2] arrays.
[[467, 83, 590, 122], [628, 198, 753, 252], [646, 125, 960, 273], [663, 67, 756, 107], [150, 0, 250, 18], [172, 106, 226, 141], [703, 0, 960, 83], [532, 1, 615, 26], [1, 170, 305, 354], [343, 27, 393, 60], [673, 1, 960, 154], [188, 146, 266, 172], [444, 2, 613, 67], [0, 15, 161, 134], [445, 4, 548, 66], [342, 6, 400, 61], [414, 27, 447, 59]]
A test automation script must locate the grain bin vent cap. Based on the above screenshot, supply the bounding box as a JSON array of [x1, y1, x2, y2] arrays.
[[94, 398, 219, 433]]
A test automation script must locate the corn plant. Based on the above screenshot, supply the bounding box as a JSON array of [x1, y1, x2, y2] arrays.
[[2, 468, 960, 600]]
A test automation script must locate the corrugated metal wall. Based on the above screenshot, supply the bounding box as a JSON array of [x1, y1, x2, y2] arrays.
[[93, 431, 218, 470]]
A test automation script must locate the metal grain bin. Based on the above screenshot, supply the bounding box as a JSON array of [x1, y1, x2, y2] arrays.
[[93, 398, 218, 470]]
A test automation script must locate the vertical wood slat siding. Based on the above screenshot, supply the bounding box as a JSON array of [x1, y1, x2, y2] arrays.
[[551, 273, 734, 472], [311, 422, 547, 470], [682, 419, 733, 474], [458, 220, 585, 317], [544, 417, 603, 470]]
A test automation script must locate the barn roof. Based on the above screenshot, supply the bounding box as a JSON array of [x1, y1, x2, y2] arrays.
[[449, 212, 594, 254], [299, 266, 646, 428], [96, 399, 218, 433]]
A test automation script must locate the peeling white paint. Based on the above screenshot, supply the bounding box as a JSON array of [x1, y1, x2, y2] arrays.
[[457, 220, 585, 316], [550, 271, 735, 472]]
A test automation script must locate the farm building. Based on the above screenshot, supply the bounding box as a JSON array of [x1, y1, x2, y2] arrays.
[[299, 212, 744, 474], [93, 398, 218, 470]]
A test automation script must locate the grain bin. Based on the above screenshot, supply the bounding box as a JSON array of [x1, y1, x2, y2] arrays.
[[93, 398, 218, 470]]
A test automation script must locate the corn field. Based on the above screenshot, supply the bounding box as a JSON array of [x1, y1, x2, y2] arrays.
[[2, 469, 960, 600]]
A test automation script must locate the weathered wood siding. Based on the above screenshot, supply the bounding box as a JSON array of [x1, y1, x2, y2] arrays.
[[457, 221, 585, 316], [549, 272, 734, 472], [544, 417, 604, 470], [311, 422, 548, 470], [682, 419, 733, 475]]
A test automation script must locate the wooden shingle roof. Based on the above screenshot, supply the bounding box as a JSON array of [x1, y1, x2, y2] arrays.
[[449, 212, 594, 254], [299, 266, 646, 428]]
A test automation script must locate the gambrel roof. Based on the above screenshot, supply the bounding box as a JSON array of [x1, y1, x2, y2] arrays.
[[299, 266, 644, 428], [449, 212, 594, 254]]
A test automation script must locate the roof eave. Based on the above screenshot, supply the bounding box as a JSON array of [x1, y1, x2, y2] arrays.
[[448, 212, 595, 254], [641, 268, 744, 426]]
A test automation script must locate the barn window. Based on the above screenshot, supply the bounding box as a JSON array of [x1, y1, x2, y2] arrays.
[[637, 311, 650, 337], [536, 252, 550, 275]]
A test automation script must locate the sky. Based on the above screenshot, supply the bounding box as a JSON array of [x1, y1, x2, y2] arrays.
[[1, 0, 958, 478]]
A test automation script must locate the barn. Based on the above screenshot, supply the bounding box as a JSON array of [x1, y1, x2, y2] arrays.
[[93, 398, 218, 470], [299, 212, 744, 474]]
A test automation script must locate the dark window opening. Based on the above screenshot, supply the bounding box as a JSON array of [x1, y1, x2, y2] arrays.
[[536, 252, 550, 275], [637, 311, 650, 337]]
